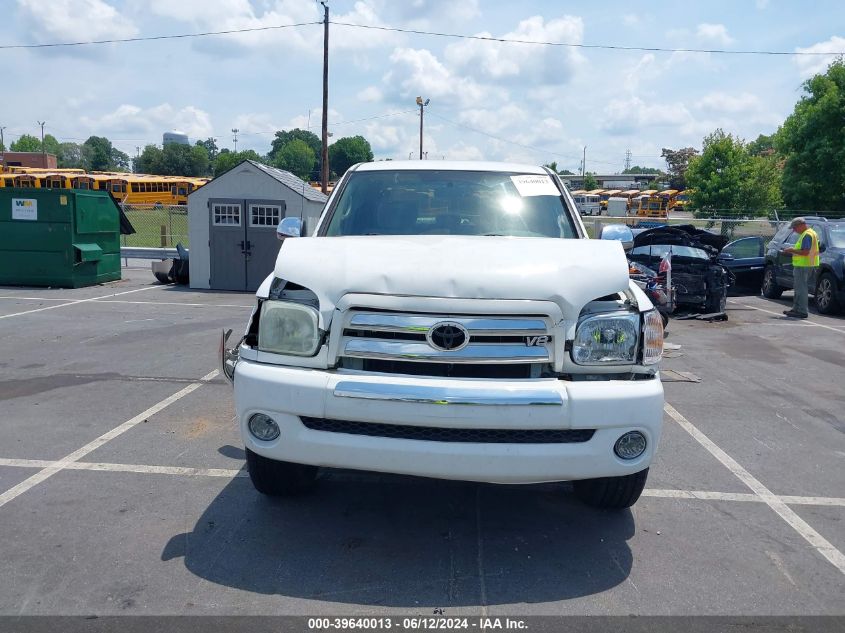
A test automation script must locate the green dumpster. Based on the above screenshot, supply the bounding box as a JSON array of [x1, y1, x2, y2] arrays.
[[0, 188, 123, 288]]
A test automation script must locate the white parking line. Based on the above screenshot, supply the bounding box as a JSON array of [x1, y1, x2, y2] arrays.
[[1, 456, 844, 509], [664, 402, 845, 575], [0, 458, 246, 478], [0, 369, 219, 510], [0, 296, 253, 309], [729, 300, 845, 335], [0, 286, 161, 321]]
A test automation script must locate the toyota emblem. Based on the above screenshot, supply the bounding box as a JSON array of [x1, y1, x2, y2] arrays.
[[426, 322, 470, 352]]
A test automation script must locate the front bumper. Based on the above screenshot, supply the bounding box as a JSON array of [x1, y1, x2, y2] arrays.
[[233, 359, 664, 484]]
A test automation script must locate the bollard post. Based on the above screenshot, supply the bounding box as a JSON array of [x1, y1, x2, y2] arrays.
[[160, 225, 167, 248]]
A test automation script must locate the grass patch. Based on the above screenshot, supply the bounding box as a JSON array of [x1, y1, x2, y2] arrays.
[[122, 207, 189, 247]]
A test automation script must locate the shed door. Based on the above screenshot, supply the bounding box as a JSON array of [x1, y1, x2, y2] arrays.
[[209, 200, 246, 291], [245, 200, 286, 292]]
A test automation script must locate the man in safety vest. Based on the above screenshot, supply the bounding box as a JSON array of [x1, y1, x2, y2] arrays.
[[781, 217, 820, 319]]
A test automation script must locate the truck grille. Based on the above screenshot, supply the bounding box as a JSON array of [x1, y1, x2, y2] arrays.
[[338, 311, 553, 378], [301, 417, 594, 444]]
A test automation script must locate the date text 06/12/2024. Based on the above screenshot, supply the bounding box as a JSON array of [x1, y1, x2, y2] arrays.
[[307, 617, 528, 630]]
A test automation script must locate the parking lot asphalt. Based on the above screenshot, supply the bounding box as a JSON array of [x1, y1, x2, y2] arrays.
[[0, 267, 843, 617]]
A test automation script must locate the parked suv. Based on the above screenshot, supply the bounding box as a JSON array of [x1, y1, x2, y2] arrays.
[[762, 218, 845, 314], [221, 162, 665, 509]]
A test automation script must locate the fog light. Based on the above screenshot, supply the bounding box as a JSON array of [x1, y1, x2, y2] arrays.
[[248, 413, 280, 441], [614, 431, 647, 460]]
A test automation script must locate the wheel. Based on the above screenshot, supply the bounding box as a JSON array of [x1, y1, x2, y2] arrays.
[[815, 272, 842, 315], [660, 312, 669, 328], [761, 265, 784, 299], [246, 448, 318, 496], [573, 468, 649, 509]]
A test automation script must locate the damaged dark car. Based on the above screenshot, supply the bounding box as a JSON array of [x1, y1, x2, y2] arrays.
[[629, 225, 730, 314]]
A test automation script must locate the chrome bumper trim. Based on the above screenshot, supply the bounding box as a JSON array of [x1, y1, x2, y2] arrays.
[[333, 380, 563, 406], [343, 340, 550, 363], [348, 313, 547, 335]]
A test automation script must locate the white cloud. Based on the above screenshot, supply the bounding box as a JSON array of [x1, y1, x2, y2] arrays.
[[384, 47, 496, 108], [442, 142, 485, 161], [696, 23, 733, 46], [602, 97, 693, 135], [16, 0, 137, 44], [443, 15, 585, 85], [79, 103, 214, 141], [382, 0, 480, 27], [697, 92, 761, 113], [145, 0, 399, 57], [357, 86, 383, 103], [622, 14, 640, 26], [794, 36, 845, 78]]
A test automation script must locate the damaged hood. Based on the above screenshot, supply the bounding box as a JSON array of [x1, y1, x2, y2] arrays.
[[633, 225, 728, 254], [270, 235, 629, 322]]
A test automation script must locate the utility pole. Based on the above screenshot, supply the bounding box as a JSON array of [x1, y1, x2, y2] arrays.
[[0, 126, 5, 153], [416, 96, 429, 160], [38, 121, 46, 164], [625, 149, 632, 172], [320, 0, 330, 194], [581, 146, 586, 178], [231, 128, 239, 152]]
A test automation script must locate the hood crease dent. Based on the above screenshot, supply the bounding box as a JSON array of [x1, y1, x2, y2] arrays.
[[271, 236, 630, 323]]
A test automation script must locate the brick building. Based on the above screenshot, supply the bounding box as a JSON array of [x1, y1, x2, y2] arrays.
[[0, 152, 58, 169]]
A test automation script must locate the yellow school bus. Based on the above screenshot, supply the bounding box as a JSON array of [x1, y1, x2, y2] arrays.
[[599, 189, 622, 212], [637, 193, 670, 218], [657, 189, 679, 210], [672, 189, 693, 211]]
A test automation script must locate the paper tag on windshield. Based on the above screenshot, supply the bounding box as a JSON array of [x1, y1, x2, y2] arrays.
[[510, 175, 559, 197]]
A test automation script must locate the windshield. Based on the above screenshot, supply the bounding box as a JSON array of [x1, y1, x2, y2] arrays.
[[828, 224, 845, 248], [322, 170, 578, 238], [631, 244, 710, 260]]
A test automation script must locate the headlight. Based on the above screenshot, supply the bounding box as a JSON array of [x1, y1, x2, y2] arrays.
[[572, 311, 639, 365], [258, 301, 321, 356], [642, 309, 664, 365]]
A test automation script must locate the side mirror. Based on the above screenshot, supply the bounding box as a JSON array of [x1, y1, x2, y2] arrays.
[[819, 243, 827, 253], [277, 217, 301, 239]]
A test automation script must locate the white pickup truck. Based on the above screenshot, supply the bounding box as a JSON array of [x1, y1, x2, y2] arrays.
[[221, 161, 664, 509]]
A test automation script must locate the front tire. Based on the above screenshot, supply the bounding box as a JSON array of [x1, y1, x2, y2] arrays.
[[573, 468, 649, 509], [246, 448, 318, 496], [815, 272, 842, 315], [761, 265, 783, 299]]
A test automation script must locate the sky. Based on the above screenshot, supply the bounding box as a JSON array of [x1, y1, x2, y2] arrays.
[[0, 0, 843, 173]]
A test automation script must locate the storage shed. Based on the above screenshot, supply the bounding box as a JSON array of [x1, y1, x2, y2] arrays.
[[187, 160, 328, 291]]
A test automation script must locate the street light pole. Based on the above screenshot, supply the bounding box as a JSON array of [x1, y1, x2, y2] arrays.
[[320, 0, 330, 194], [232, 128, 239, 152], [38, 121, 46, 165], [416, 96, 429, 160]]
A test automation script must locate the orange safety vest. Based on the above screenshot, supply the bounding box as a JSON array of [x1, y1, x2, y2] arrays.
[[793, 228, 820, 268]]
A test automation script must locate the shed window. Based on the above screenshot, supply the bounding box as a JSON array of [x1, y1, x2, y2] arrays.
[[250, 204, 282, 227], [213, 203, 241, 226]]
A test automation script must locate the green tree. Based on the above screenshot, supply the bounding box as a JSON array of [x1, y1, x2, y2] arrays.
[[195, 138, 219, 164], [273, 139, 316, 180], [777, 59, 845, 212], [136, 143, 208, 176], [328, 135, 373, 177], [582, 173, 598, 190], [686, 129, 781, 220], [82, 136, 116, 171], [270, 129, 321, 179], [57, 142, 83, 168], [111, 147, 130, 171], [41, 134, 61, 157], [747, 133, 776, 157], [558, 168, 575, 175], [10, 134, 41, 152], [623, 165, 662, 174], [661, 147, 698, 190], [213, 149, 264, 177]]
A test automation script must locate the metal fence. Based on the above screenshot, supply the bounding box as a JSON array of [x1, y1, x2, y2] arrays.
[[121, 204, 189, 248]]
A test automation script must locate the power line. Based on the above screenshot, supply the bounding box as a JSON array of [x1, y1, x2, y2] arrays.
[[0, 21, 321, 50], [331, 21, 845, 57]]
